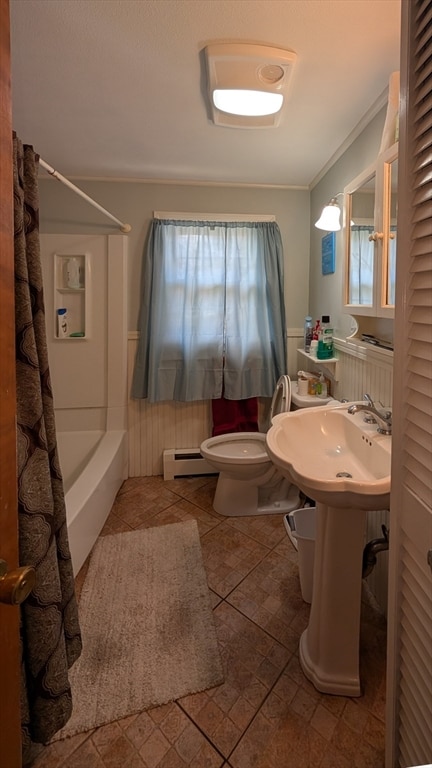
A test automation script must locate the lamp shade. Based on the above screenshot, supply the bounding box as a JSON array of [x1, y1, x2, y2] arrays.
[[315, 200, 341, 231]]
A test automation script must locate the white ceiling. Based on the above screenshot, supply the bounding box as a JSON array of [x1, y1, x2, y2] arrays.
[[10, 0, 401, 188]]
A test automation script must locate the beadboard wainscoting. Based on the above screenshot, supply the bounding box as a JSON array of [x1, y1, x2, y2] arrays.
[[127, 330, 303, 477]]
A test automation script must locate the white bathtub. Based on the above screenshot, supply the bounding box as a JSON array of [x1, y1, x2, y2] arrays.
[[57, 429, 128, 576]]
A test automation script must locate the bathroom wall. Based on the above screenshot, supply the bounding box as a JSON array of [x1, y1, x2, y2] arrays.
[[39, 234, 128, 433], [127, 330, 304, 477], [309, 105, 387, 339], [308, 103, 392, 616], [38, 179, 311, 334]]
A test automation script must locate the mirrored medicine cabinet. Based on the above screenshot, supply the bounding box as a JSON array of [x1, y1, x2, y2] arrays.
[[343, 141, 398, 323]]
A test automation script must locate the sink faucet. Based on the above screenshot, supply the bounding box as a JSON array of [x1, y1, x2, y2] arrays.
[[347, 395, 392, 435]]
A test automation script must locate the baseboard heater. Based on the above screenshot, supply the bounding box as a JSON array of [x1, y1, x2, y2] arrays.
[[163, 448, 216, 481]]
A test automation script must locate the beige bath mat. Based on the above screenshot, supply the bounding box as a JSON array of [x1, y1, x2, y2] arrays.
[[53, 520, 223, 740]]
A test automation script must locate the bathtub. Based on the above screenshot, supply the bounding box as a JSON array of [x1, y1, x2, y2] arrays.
[[56, 429, 128, 576]]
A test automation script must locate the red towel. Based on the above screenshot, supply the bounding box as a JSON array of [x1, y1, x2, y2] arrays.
[[211, 396, 259, 437]]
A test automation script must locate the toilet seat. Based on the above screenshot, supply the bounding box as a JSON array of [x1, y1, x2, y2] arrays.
[[201, 375, 293, 473], [200, 432, 268, 467], [270, 375, 292, 421]]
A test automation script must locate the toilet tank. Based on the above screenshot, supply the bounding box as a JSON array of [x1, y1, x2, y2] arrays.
[[290, 380, 337, 409]]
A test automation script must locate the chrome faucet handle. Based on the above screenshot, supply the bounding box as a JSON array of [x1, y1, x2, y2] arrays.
[[362, 394, 379, 422], [347, 402, 392, 435], [362, 394, 377, 422], [364, 394, 392, 420]]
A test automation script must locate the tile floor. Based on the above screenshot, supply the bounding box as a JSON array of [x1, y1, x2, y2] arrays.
[[32, 475, 387, 768]]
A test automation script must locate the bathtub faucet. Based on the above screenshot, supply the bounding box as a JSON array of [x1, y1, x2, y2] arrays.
[[347, 397, 392, 435]]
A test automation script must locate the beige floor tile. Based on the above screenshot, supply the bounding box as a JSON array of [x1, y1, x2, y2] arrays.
[[225, 514, 287, 550], [138, 497, 221, 537], [39, 475, 386, 768], [200, 521, 271, 597], [179, 602, 290, 758]]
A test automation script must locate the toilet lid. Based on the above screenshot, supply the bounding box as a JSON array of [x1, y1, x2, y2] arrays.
[[270, 375, 292, 420]]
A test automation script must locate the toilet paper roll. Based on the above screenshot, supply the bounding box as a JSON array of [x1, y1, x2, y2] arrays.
[[298, 378, 308, 396]]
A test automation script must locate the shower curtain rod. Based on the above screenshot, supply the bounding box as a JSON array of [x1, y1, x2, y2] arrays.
[[39, 158, 132, 233]]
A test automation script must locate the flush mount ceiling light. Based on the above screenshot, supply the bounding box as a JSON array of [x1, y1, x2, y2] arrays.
[[205, 43, 297, 128], [315, 195, 344, 232]]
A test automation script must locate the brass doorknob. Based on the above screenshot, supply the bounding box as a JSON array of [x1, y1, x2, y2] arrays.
[[0, 559, 36, 605]]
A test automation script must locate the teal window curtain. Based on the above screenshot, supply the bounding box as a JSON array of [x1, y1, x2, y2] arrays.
[[132, 218, 287, 402]]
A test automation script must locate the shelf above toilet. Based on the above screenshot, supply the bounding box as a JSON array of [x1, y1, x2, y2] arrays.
[[291, 382, 335, 408], [297, 349, 339, 381]]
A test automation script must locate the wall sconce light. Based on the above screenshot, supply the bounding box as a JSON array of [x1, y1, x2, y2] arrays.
[[205, 43, 297, 128], [315, 194, 343, 231]]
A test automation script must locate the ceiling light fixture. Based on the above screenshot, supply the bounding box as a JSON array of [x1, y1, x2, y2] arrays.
[[205, 43, 297, 128], [315, 195, 344, 232], [212, 89, 283, 117]]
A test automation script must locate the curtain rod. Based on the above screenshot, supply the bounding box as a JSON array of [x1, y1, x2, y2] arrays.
[[39, 158, 132, 233], [154, 211, 275, 222]]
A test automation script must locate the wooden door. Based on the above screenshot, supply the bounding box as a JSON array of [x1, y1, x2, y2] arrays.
[[385, 0, 432, 765], [0, 0, 22, 765]]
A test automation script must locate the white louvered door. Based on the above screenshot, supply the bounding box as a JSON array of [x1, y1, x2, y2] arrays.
[[386, 1, 432, 766]]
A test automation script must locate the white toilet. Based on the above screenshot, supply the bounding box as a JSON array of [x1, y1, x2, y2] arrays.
[[201, 375, 337, 517], [200, 376, 298, 517]]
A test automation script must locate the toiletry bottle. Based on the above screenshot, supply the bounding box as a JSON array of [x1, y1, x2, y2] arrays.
[[313, 319, 321, 340], [67, 258, 81, 289], [57, 308, 68, 338], [317, 315, 334, 359], [304, 316, 313, 352], [318, 373, 328, 398]]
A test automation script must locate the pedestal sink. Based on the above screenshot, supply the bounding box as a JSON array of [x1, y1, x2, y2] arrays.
[[266, 403, 391, 696]]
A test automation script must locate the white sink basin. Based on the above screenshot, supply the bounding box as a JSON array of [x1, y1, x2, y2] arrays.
[[266, 403, 391, 509], [266, 402, 392, 696]]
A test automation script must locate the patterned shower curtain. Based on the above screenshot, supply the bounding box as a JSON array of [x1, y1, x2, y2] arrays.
[[13, 135, 82, 764]]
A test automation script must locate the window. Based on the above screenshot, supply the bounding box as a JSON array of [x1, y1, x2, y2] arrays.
[[132, 217, 287, 403], [348, 225, 374, 305]]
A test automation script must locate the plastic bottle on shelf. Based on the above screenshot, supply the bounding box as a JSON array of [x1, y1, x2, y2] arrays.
[[312, 319, 321, 341], [304, 316, 313, 352], [317, 315, 334, 359], [67, 258, 81, 289], [57, 308, 68, 338], [318, 373, 328, 398]]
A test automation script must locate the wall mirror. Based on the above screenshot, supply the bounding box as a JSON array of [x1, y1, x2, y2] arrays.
[[384, 155, 398, 307], [343, 141, 398, 322], [344, 165, 376, 309]]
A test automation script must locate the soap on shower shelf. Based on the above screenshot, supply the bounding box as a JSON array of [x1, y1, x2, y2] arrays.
[[69, 331, 85, 337]]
